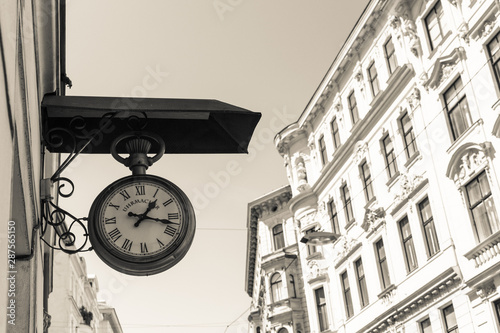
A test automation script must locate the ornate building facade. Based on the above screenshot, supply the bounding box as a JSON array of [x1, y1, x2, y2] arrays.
[[246, 0, 500, 332]]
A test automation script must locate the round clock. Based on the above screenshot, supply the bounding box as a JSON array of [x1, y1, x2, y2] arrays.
[[88, 174, 196, 276]]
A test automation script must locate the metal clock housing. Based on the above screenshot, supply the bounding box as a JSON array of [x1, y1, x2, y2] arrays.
[[88, 174, 196, 276]]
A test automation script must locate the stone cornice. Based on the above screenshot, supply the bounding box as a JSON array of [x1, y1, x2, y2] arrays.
[[245, 186, 293, 297]]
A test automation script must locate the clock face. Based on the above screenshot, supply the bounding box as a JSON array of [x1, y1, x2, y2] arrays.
[[88, 175, 196, 276]]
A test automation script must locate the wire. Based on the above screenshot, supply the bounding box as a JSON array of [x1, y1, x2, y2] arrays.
[[224, 306, 251, 333]]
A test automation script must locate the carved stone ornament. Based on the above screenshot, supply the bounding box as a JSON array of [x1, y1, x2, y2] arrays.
[[393, 172, 424, 205], [307, 260, 327, 281], [406, 87, 421, 110], [475, 281, 496, 299], [446, 143, 493, 188], [334, 235, 359, 262], [299, 210, 317, 229], [353, 140, 368, 164], [425, 48, 466, 89], [361, 206, 386, 233], [479, 20, 496, 40]]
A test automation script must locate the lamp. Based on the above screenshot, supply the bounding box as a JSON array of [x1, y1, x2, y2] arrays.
[[300, 231, 340, 246]]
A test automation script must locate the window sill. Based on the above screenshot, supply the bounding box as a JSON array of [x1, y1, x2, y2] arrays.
[[464, 229, 500, 267], [344, 219, 356, 231], [427, 31, 452, 60], [446, 118, 483, 155], [377, 284, 396, 300], [306, 251, 323, 261], [364, 196, 377, 210], [385, 171, 401, 188], [404, 151, 421, 169]]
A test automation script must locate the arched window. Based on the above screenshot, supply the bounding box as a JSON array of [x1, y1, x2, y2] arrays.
[[289, 274, 296, 298], [278, 328, 289, 333], [256, 327, 261, 333], [270, 272, 283, 302], [272, 224, 285, 250]]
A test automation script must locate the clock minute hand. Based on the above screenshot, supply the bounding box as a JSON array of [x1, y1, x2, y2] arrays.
[[143, 216, 179, 225]]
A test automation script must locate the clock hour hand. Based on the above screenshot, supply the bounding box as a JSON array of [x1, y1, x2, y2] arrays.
[[128, 212, 148, 227], [142, 199, 157, 216]]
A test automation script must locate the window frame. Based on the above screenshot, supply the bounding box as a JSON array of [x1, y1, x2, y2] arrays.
[[270, 272, 283, 303], [384, 37, 398, 75], [398, 216, 419, 273], [443, 77, 472, 141], [328, 199, 340, 234], [348, 90, 359, 125], [360, 160, 375, 203], [319, 135, 328, 166], [419, 317, 433, 333], [400, 111, 418, 160], [305, 228, 319, 256], [341, 183, 355, 224], [354, 257, 369, 308], [487, 30, 500, 92], [382, 134, 398, 180], [425, 0, 447, 51], [331, 117, 341, 149], [375, 238, 391, 290], [340, 270, 354, 318], [418, 196, 440, 257], [368, 61, 380, 97], [442, 303, 459, 333], [464, 170, 500, 243], [314, 286, 330, 332], [272, 224, 285, 251]]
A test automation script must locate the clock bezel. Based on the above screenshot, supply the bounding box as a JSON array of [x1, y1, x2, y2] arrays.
[[88, 174, 196, 276]]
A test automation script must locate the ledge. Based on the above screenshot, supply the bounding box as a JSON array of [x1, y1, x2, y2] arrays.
[[464, 230, 500, 268]]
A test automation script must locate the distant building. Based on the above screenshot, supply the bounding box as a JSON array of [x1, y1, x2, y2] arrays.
[[246, 0, 500, 332], [48, 251, 123, 333]]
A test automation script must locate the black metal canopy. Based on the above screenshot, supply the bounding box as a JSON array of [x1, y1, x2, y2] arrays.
[[41, 95, 261, 154]]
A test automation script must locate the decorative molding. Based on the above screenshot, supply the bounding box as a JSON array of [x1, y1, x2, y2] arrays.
[[353, 140, 369, 164], [475, 280, 496, 299], [295, 156, 310, 192], [446, 142, 494, 188], [464, 229, 500, 267], [392, 172, 425, 207], [424, 47, 467, 89], [333, 235, 361, 268], [306, 260, 328, 283], [361, 206, 386, 233], [406, 87, 421, 110]]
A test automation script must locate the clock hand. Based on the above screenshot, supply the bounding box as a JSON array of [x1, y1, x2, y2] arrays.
[[142, 216, 180, 225], [128, 200, 159, 227], [142, 199, 157, 216]]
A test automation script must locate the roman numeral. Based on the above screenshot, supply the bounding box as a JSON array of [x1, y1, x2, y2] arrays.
[[108, 228, 122, 242], [140, 242, 148, 253], [119, 190, 130, 200], [105, 217, 116, 224], [135, 185, 145, 196], [164, 225, 176, 237], [122, 239, 133, 251], [153, 189, 159, 198], [109, 202, 120, 210], [163, 199, 173, 207], [168, 213, 179, 220], [157, 238, 165, 247]]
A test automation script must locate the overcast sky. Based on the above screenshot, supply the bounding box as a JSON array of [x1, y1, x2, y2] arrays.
[[63, 1, 370, 332]]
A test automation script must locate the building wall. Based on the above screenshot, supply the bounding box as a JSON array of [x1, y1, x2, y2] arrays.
[[0, 0, 62, 332], [248, 0, 500, 332]]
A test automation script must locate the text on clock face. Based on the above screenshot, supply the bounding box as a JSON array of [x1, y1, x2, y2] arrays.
[[100, 182, 183, 256]]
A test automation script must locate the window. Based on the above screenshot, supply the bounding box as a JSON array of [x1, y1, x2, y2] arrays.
[[270, 273, 283, 302], [488, 31, 500, 90], [385, 37, 397, 74], [272, 224, 285, 251], [382, 134, 398, 179], [425, 1, 448, 51], [418, 197, 440, 257], [319, 135, 328, 166], [360, 161, 374, 202], [420, 317, 432, 333], [315, 287, 329, 331], [368, 61, 380, 96], [256, 327, 261, 333], [341, 184, 354, 223], [443, 304, 459, 333], [289, 275, 296, 298], [375, 239, 391, 289], [355, 258, 369, 307], [328, 199, 340, 234], [465, 171, 500, 242], [341, 271, 354, 318], [399, 216, 418, 272], [400, 112, 418, 159], [306, 228, 318, 256], [495, 299, 500, 327], [444, 77, 472, 141], [348, 91, 359, 125], [331, 118, 341, 149], [277, 329, 288, 333]]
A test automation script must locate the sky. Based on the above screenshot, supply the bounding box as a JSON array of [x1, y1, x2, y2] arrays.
[[62, 1, 371, 332]]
